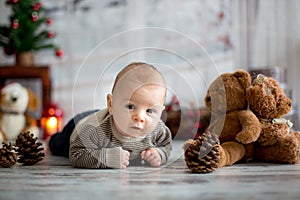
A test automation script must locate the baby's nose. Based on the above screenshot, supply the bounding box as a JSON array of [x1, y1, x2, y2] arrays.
[[133, 113, 145, 123]]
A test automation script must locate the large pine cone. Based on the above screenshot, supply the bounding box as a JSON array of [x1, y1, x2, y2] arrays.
[[0, 142, 18, 168], [183, 131, 220, 173], [15, 131, 45, 165]]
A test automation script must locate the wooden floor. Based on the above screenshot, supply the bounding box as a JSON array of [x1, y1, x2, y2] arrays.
[[1, 140, 300, 200]]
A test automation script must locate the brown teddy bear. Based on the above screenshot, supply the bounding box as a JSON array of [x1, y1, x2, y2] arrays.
[[246, 74, 300, 164], [184, 70, 261, 173]]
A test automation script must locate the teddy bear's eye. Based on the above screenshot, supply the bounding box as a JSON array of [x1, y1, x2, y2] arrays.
[[276, 97, 288, 107], [205, 96, 211, 103], [276, 102, 281, 107]]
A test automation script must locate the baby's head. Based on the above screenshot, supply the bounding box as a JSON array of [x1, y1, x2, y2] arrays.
[[107, 62, 167, 138]]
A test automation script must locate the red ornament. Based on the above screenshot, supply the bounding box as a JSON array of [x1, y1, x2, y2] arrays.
[[5, 0, 18, 5], [32, 2, 42, 11], [55, 49, 64, 57], [32, 12, 39, 22], [46, 18, 53, 26], [12, 19, 19, 29], [47, 31, 55, 39]]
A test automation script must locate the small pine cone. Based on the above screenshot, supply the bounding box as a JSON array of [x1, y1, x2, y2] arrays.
[[0, 142, 17, 168], [16, 132, 45, 165], [183, 131, 220, 173]]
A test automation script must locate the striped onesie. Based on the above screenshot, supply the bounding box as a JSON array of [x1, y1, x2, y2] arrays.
[[69, 109, 172, 168]]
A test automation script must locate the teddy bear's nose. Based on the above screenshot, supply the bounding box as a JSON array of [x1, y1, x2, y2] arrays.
[[11, 96, 18, 102]]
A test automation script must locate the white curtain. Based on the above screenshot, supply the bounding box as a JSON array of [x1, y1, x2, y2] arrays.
[[232, 0, 300, 121]]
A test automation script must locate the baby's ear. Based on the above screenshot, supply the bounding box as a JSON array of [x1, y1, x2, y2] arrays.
[[106, 94, 113, 115]]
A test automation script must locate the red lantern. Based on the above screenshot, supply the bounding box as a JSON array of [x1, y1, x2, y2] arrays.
[[41, 103, 64, 140]]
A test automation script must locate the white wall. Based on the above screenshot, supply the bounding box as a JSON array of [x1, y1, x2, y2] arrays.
[[232, 0, 300, 129], [0, 0, 234, 122]]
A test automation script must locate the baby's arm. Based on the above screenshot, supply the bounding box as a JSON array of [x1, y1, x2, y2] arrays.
[[69, 125, 130, 169], [106, 147, 130, 169]]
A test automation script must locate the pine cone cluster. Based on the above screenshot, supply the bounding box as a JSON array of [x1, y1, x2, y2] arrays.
[[0, 131, 45, 168], [15, 131, 45, 165], [0, 142, 17, 168], [183, 131, 220, 173]]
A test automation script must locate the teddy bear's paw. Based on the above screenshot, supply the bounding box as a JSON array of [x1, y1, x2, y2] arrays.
[[183, 131, 220, 173], [255, 135, 300, 164]]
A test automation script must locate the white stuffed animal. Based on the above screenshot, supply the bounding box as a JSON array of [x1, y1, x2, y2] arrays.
[[0, 82, 39, 143]]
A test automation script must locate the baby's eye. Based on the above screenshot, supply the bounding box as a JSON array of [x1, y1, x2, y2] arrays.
[[146, 109, 155, 114], [146, 109, 153, 114], [125, 104, 135, 110]]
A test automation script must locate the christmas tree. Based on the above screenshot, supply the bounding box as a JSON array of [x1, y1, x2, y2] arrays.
[[0, 0, 63, 57]]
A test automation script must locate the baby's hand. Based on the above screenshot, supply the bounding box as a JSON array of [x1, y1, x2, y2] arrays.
[[119, 148, 130, 169], [141, 148, 162, 167]]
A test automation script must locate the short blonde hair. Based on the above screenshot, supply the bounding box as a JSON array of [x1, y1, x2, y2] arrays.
[[112, 62, 167, 93]]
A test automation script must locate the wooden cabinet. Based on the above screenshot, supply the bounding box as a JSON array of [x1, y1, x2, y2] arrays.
[[0, 66, 51, 111]]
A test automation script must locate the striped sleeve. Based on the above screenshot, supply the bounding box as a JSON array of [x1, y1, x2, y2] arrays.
[[69, 114, 123, 169], [70, 124, 108, 168]]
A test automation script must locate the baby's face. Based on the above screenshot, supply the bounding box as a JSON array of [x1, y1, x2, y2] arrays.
[[107, 84, 165, 138]]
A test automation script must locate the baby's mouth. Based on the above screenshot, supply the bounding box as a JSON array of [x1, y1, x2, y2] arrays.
[[131, 126, 142, 130]]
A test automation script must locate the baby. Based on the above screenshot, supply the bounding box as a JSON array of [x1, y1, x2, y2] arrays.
[[49, 62, 172, 169]]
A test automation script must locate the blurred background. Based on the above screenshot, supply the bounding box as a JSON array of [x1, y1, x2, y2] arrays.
[[0, 0, 299, 137]]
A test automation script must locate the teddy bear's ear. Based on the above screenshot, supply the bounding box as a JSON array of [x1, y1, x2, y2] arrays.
[[233, 70, 251, 90], [27, 88, 39, 111]]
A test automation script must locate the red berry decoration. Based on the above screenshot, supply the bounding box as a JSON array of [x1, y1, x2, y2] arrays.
[[46, 18, 53, 26], [10, 0, 18, 3], [55, 49, 64, 57], [32, 2, 42, 11], [32, 12, 39, 22], [6, 0, 18, 4], [47, 31, 55, 39], [12, 19, 19, 29]]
